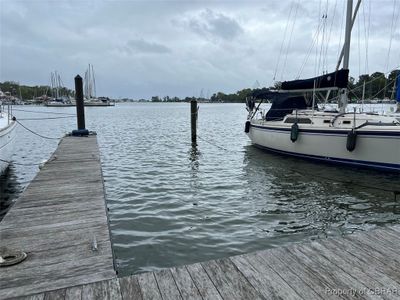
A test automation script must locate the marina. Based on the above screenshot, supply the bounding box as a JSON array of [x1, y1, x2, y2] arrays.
[[1, 0, 400, 299], [1, 133, 399, 299], [1, 103, 399, 276]]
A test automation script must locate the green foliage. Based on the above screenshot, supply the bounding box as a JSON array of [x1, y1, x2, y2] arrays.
[[0, 81, 74, 100], [348, 70, 399, 101]]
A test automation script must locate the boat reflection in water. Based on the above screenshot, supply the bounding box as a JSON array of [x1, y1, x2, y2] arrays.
[[242, 144, 400, 240]]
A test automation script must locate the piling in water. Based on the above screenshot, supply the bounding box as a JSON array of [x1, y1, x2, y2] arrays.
[[191, 100, 197, 144]]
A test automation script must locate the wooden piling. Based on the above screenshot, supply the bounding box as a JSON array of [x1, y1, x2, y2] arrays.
[[72, 75, 89, 136], [191, 100, 197, 144], [74, 75, 85, 130]]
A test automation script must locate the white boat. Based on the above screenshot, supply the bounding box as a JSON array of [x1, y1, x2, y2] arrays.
[[0, 106, 17, 175], [245, 0, 400, 172]]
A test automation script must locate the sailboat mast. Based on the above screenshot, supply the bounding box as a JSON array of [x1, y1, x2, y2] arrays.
[[361, 80, 366, 110], [335, 0, 361, 71], [343, 0, 353, 70], [339, 0, 353, 113], [396, 70, 400, 113], [92, 64, 96, 98], [88, 64, 92, 99], [51, 72, 55, 98], [56, 72, 60, 99]]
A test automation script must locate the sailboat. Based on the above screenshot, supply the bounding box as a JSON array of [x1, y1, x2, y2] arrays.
[[84, 64, 114, 107], [245, 0, 400, 172], [0, 105, 17, 175], [45, 71, 74, 107]]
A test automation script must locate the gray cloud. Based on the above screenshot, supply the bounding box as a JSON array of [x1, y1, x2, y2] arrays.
[[186, 9, 243, 41], [0, 0, 399, 98], [125, 39, 171, 54]]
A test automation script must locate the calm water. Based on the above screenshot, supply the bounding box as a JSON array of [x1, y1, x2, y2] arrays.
[[1, 103, 399, 276]]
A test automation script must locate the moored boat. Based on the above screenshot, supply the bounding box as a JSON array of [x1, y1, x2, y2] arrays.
[[247, 103, 400, 171], [245, 0, 400, 172], [0, 107, 17, 175]]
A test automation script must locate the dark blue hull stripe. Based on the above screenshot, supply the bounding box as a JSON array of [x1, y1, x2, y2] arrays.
[[253, 144, 400, 172], [250, 124, 400, 137]]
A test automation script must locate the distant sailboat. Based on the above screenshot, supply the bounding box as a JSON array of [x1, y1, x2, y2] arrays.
[[45, 71, 74, 107], [84, 64, 114, 107]]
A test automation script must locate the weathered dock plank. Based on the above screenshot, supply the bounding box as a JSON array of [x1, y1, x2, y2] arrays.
[[0, 135, 115, 299], [153, 269, 182, 300], [136, 272, 163, 300], [185, 263, 222, 300], [119, 276, 143, 300], [201, 258, 263, 300], [170, 266, 202, 300], [6, 227, 400, 300], [116, 229, 398, 300]]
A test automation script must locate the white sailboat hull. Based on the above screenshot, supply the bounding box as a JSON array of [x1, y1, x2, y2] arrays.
[[0, 116, 17, 175], [248, 121, 400, 172]]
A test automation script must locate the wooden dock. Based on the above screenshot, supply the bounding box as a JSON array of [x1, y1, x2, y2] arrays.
[[0, 135, 115, 298], [1, 135, 400, 299]]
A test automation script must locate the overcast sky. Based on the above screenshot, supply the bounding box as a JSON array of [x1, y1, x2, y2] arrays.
[[1, 0, 399, 99]]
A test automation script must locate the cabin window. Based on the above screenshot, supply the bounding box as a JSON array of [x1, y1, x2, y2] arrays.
[[343, 120, 351, 124], [284, 117, 312, 124], [323, 120, 331, 123]]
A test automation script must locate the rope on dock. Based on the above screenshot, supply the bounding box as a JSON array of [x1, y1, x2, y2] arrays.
[[16, 119, 61, 140], [17, 116, 75, 121], [197, 135, 240, 153], [11, 108, 75, 116]]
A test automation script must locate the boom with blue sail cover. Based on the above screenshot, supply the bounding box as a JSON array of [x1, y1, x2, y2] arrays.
[[281, 69, 349, 91]]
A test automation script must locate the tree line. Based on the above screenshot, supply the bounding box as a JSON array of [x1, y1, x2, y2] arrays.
[[1, 69, 398, 102], [150, 70, 398, 103], [348, 70, 398, 101], [0, 81, 74, 100]]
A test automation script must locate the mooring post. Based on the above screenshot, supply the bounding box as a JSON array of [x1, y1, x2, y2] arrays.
[[191, 100, 197, 144], [72, 75, 89, 136]]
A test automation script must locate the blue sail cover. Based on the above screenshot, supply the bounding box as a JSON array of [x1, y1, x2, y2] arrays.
[[265, 94, 308, 121], [281, 69, 349, 90], [396, 71, 400, 102]]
